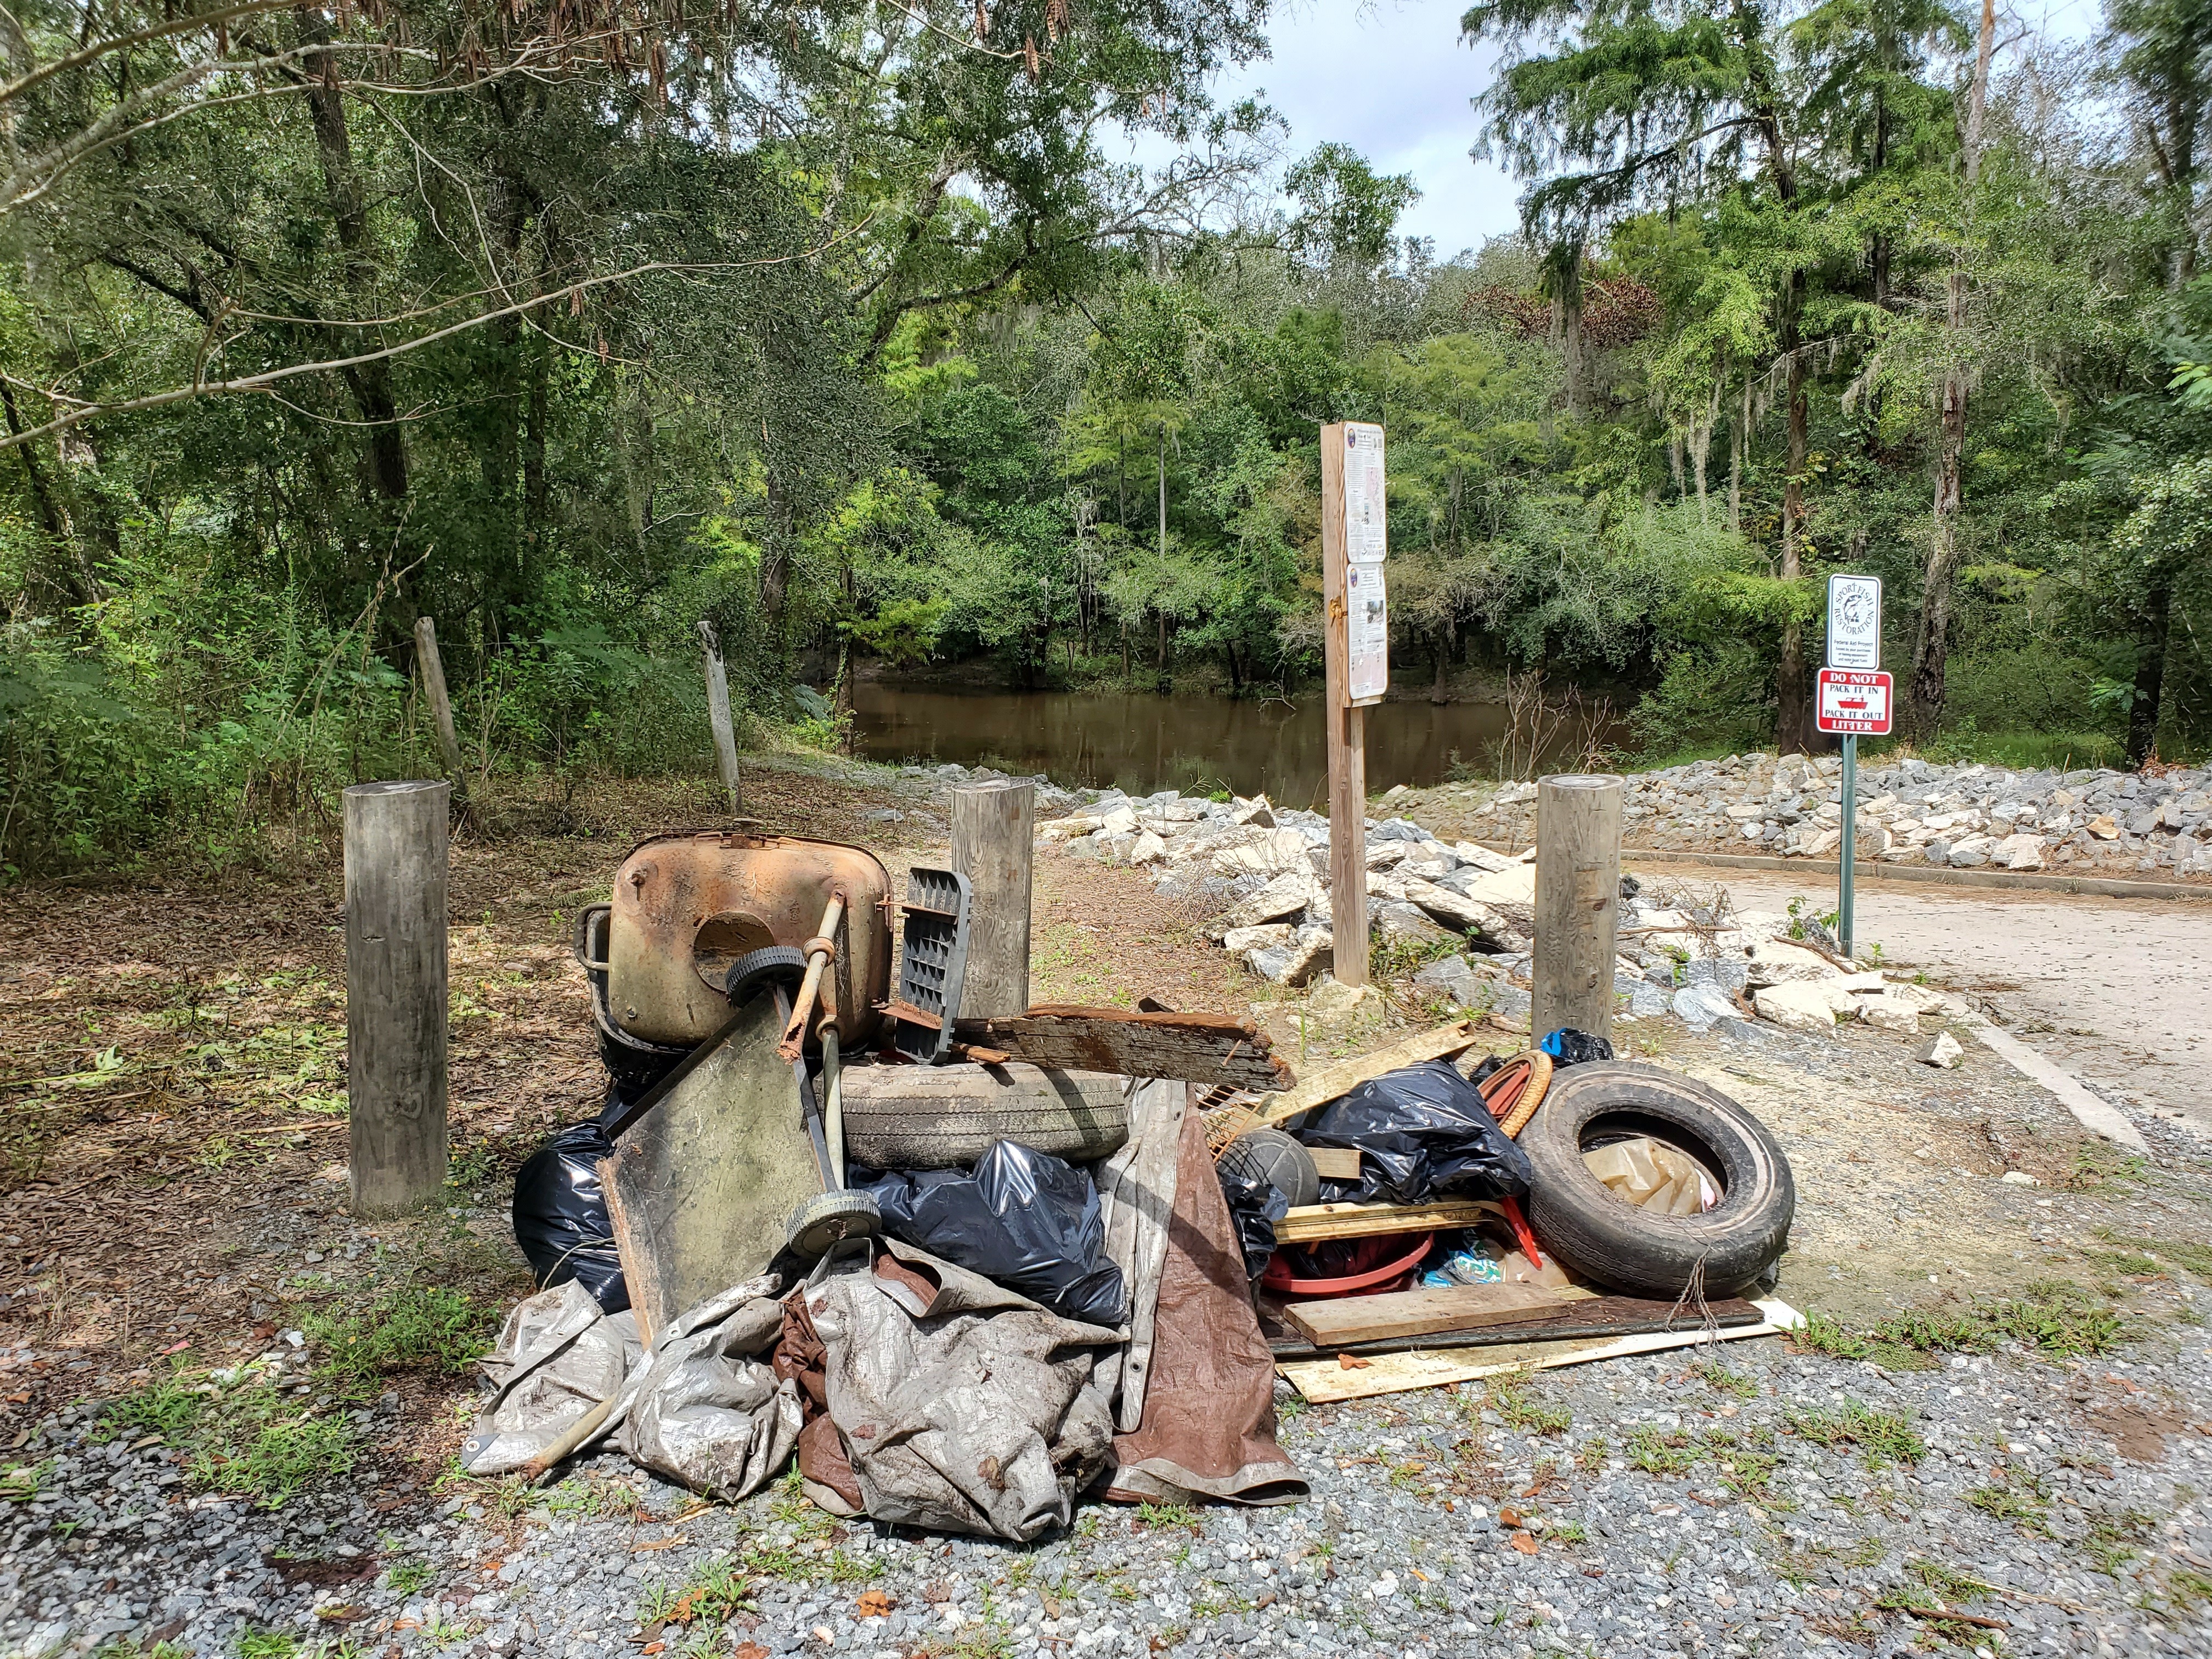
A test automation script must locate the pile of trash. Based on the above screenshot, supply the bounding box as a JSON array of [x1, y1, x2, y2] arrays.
[[476, 822, 1798, 1539]]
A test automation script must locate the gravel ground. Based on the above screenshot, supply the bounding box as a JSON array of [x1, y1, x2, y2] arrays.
[[8, 1328, 2212, 1658]]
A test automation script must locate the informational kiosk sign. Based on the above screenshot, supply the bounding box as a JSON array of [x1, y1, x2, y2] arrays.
[[1340, 423, 1389, 706], [1320, 421, 1389, 986]]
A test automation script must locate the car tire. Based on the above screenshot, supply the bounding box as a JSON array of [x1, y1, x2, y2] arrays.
[[1519, 1062, 1795, 1300], [838, 1063, 1131, 1170]]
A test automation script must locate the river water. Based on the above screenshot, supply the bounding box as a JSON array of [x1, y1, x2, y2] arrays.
[[850, 681, 1602, 808]]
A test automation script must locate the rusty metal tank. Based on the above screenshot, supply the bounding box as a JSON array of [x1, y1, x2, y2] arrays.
[[602, 831, 893, 1048]]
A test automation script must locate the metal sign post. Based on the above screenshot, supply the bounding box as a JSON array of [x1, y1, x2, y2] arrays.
[[1321, 421, 1388, 988], [1819, 574, 1887, 961]]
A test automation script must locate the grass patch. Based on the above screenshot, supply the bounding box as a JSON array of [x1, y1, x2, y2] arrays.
[[1964, 1474, 2053, 1537], [641, 1555, 757, 1630], [1784, 1402, 1925, 1469], [1623, 1427, 1697, 1476], [1794, 1282, 2123, 1369], [1487, 1376, 1572, 1436], [2095, 1229, 2212, 1280], [1692, 1361, 1759, 1400], [95, 1362, 354, 1508], [386, 1559, 437, 1595], [305, 1284, 490, 1395]]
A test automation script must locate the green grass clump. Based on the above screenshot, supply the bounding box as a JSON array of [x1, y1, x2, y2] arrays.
[[95, 1363, 354, 1509], [1623, 1427, 1696, 1476], [1965, 1474, 2053, 1536], [1487, 1376, 1572, 1436], [1784, 1401, 1925, 1469], [1796, 1280, 2124, 1369], [305, 1284, 489, 1393]]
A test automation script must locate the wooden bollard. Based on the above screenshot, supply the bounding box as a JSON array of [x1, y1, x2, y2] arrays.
[[1531, 774, 1624, 1047], [345, 780, 450, 1216], [698, 619, 744, 814], [950, 779, 1035, 1017]]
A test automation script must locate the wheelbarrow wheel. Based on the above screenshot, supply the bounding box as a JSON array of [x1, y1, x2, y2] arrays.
[[786, 1189, 882, 1258], [725, 945, 809, 1007]]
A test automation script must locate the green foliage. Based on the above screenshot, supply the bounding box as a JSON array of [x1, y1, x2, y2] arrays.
[[99, 1361, 356, 1509], [304, 1285, 490, 1394], [1784, 1401, 1926, 1469]]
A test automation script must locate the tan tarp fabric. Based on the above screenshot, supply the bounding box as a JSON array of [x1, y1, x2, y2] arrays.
[[794, 1237, 1121, 1540], [614, 1278, 798, 1501], [1091, 1077, 1187, 1426], [1104, 1108, 1307, 1506], [461, 1282, 640, 1476]]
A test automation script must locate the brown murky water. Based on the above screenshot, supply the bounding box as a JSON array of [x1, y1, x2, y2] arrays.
[[850, 681, 1603, 808]]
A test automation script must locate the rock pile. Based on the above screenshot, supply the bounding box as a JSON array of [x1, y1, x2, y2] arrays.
[[1468, 753, 2212, 877], [1025, 778, 1949, 1041]]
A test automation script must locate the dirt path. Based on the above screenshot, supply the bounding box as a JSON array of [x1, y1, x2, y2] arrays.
[[1651, 867, 2212, 1139]]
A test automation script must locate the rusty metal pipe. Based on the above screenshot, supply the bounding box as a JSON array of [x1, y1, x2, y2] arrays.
[[776, 890, 847, 1059]]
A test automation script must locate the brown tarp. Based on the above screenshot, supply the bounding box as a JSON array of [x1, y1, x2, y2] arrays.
[[1105, 1107, 1307, 1505]]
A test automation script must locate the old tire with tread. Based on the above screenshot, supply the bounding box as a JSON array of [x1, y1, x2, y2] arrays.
[[839, 1062, 1130, 1170], [724, 945, 809, 1007], [1521, 1061, 1794, 1300]]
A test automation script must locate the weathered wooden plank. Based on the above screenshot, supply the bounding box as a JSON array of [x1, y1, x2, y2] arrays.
[[1273, 1199, 1502, 1244], [1283, 1283, 1571, 1347], [600, 992, 822, 1348], [950, 1005, 1294, 1091], [1276, 1298, 1800, 1403], [1306, 1148, 1363, 1182], [1251, 1020, 1481, 1126]]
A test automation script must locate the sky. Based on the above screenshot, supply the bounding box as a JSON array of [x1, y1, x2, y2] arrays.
[[1158, 0, 2114, 259]]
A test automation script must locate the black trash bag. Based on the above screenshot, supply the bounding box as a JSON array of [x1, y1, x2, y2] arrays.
[[854, 1141, 1125, 1327], [1466, 1053, 1505, 1088], [1215, 1161, 1289, 1283], [511, 1116, 629, 1314], [1539, 1028, 1615, 1066], [1302, 1059, 1536, 1206]]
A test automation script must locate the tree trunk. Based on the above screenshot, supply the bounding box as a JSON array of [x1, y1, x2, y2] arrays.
[[1156, 608, 1167, 679], [1908, 0, 1996, 741], [1775, 298, 1810, 753], [298, 10, 407, 502], [1549, 246, 1587, 419], [2125, 580, 2172, 767], [1156, 426, 1167, 559], [523, 343, 550, 546]]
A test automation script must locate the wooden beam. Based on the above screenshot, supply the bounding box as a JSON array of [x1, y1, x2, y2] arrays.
[[951, 781, 1034, 1018], [698, 619, 744, 815], [1283, 1283, 1571, 1347], [1531, 775, 1624, 1045], [1273, 1198, 1503, 1245], [344, 780, 450, 1217], [1251, 1020, 1482, 1126], [1319, 421, 1369, 989], [412, 618, 469, 805], [951, 1004, 1294, 1092]]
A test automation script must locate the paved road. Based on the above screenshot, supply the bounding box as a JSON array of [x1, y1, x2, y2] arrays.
[[1632, 864, 2212, 1141]]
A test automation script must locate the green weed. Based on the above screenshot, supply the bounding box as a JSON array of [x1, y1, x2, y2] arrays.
[[1692, 1361, 1759, 1400], [1964, 1475, 2053, 1537], [1784, 1402, 1925, 1469], [306, 1284, 489, 1393], [1135, 1498, 1202, 1534], [1623, 1427, 1696, 1476], [386, 1560, 437, 1595], [1795, 1282, 2123, 1368], [98, 1363, 354, 1508], [0, 1459, 55, 1502], [1488, 1376, 1572, 1436], [1716, 1449, 1780, 1499]]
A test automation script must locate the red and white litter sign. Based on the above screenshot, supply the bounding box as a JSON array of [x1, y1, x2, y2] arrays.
[[1816, 668, 1893, 735]]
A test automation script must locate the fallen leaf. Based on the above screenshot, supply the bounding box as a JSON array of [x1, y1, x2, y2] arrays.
[[1509, 1533, 1539, 1556], [856, 1590, 895, 1618], [478, 1559, 504, 1576], [1409, 1567, 1430, 1583], [1337, 1353, 1373, 1371], [923, 1581, 951, 1605], [631, 1536, 688, 1553], [1442, 1499, 1455, 1513], [732, 1645, 770, 1659], [1498, 1507, 1525, 1528], [639, 1645, 664, 1656]]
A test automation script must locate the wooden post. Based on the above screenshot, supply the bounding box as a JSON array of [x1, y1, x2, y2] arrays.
[[698, 619, 744, 814], [345, 780, 450, 1216], [412, 618, 469, 803], [1531, 774, 1624, 1046], [950, 780, 1034, 1017], [1320, 422, 1370, 988]]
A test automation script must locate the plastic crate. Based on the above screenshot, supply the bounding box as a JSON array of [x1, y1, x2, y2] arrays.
[[894, 866, 973, 1063]]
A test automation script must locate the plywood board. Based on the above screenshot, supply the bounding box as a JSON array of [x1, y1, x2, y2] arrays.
[[1277, 1297, 1805, 1403], [1252, 1021, 1479, 1125], [951, 1005, 1293, 1092], [600, 992, 822, 1348], [1284, 1283, 1569, 1346], [1274, 1198, 1502, 1245]]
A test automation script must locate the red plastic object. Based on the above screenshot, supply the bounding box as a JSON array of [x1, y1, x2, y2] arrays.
[[1261, 1233, 1433, 1297], [1499, 1194, 1544, 1269]]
